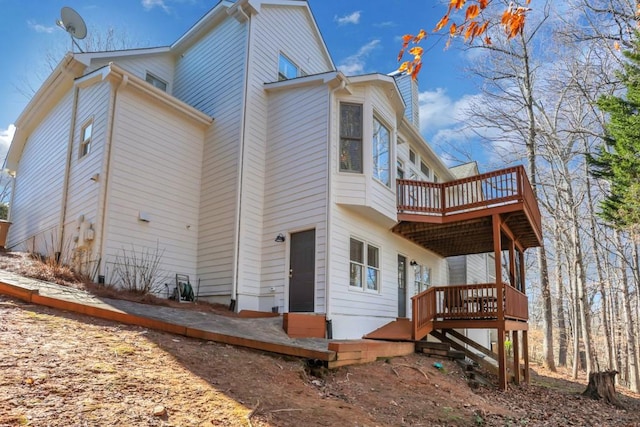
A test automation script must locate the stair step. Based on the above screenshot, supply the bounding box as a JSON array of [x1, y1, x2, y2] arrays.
[[421, 348, 450, 357], [447, 350, 466, 360], [415, 341, 450, 351]]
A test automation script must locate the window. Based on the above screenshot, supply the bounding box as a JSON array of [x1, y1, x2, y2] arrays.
[[80, 120, 93, 158], [397, 160, 405, 179], [145, 73, 167, 91], [350, 238, 380, 292], [433, 174, 439, 183], [278, 54, 300, 81], [339, 103, 363, 173], [420, 161, 430, 178], [372, 117, 390, 186], [413, 264, 431, 294], [409, 149, 416, 164]]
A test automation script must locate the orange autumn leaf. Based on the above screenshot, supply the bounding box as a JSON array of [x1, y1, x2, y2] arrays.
[[465, 4, 480, 21], [434, 15, 449, 32], [414, 29, 427, 43], [398, 61, 410, 72], [397, 48, 405, 62], [408, 46, 424, 57], [450, 0, 467, 10], [450, 22, 458, 36], [613, 41, 621, 51], [464, 21, 478, 41], [479, 0, 489, 9]]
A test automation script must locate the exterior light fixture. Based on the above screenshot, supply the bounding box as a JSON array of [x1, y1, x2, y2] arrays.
[[275, 233, 286, 242], [410, 260, 418, 266]]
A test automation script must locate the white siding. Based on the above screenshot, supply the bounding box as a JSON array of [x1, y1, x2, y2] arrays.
[[102, 89, 204, 288], [261, 84, 329, 313], [235, 4, 334, 305], [8, 92, 73, 254], [329, 205, 447, 339], [61, 81, 111, 265], [172, 16, 247, 299], [89, 54, 175, 95]]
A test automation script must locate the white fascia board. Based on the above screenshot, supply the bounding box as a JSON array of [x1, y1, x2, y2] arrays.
[[74, 46, 172, 66], [107, 63, 213, 127], [264, 71, 339, 92], [5, 54, 85, 171], [171, 1, 235, 53]]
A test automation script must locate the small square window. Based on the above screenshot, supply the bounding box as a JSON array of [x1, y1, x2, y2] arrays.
[[433, 174, 439, 183], [145, 73, 167, 91], [278, 54, 300, 81], [420, 161, 430, 177], [409, 149, 416, 164], [349, 237, 380, 292], [80, 121, 93, 158], [397, 160, 405, 179]]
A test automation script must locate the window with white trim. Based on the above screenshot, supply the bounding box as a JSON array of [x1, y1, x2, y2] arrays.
[[409, 148, 416, 164], [413, 264, 431, 294], [145, 72, 167, 91], [372, 117, 390, 186], [80, 120, 93, 158], [420, 160, 430, 178], [278, 53, 300, 81], [397, 160, 405, 179], [350, 238, 380, 292], [339, 103, 363, 173]]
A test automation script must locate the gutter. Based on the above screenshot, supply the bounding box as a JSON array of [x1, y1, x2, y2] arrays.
[[324, 73, 347, 332], [230, 4, 251, 309]]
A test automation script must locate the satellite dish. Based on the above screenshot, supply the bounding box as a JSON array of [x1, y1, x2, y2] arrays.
[[56, 6, 87, 52]]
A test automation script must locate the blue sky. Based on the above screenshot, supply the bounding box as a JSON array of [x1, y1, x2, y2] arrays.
[[0, 0, 479, 166]]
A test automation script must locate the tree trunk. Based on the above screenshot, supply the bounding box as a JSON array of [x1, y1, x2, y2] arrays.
[[615, 230, 640, 392], [554, 221, 568, 366], [582, 371, 624, 408]]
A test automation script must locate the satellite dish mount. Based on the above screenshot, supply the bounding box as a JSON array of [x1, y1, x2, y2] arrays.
[[56, 7, 87, 53]]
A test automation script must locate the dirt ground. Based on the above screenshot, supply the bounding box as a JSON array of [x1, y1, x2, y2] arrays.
[[1, 252, 640, 426], [1, 295, 640, 427]]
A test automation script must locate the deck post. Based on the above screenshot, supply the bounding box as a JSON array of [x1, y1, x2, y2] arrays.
[[523, 330, 530, 383], [513, 330, 520, 385], [498, 327, 507, 390]]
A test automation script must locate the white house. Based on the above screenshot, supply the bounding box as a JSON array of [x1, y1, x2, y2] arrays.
[[5, 0, 540, 345]]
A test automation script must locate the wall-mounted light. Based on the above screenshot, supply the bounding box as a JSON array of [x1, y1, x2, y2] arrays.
[[275, 233, 286, 243], [410, 260, 418, 266]]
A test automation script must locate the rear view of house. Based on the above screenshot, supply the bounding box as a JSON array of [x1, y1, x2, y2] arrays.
[[6, 0, 542, 387]]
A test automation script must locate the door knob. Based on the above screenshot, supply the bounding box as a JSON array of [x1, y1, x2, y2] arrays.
[[289, 269, 293, 278]]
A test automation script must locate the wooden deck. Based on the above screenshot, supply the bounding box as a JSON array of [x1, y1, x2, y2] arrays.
[[393, 166, 541, 257]]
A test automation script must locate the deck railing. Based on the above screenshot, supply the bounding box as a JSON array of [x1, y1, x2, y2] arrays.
[[397, 166, 541, 232], [411, 283, 528, 339]]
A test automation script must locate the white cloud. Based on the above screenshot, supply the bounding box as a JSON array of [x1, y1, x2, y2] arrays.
[[334, 11, 361, 26], [337, 40, 380, 76], [0, 125, 15, 163], [419, 88, 481, 135], [27, 20, 55, 34], [141, 0, 170, 13]]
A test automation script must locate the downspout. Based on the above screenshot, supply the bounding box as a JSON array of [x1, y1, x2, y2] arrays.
[[58, 85, 80, 256], [324, 75, 346, 337], [231, 5, 252, 309], [98, 71, 128, 275], [7, 172, 16, 222]]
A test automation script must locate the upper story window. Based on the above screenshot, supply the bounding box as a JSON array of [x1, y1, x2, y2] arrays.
[[339, 103, 363, 173], [420, 160, 430, 178], [409, 149, 416, 164], [278, 54, 300, 81], [433, 174, 439, 183], [145, 72, 167, 92], [349, 237, 380, 292], [80, 120, 93, 158], [397, 160, 405, 179], [373, 117, 390, 187]]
